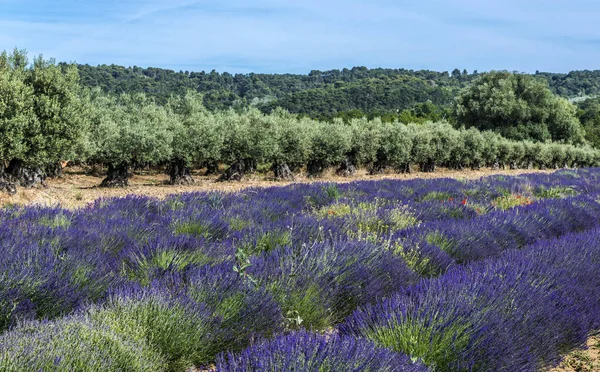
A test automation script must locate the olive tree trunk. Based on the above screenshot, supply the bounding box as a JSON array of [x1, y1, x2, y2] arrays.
[[336, 159, 357, 177], [419, 161, 435, 173], [307, 160, 326, 178], [369, 161, 386, 175], [101, 163, 130, 187], [6, 159, 46, 187], [0, 166, 17, 195], [271, 162, 295, 181], [218, 159, 255, 181], [395, 163, 412, 174], [168, 158, 194, 185], [204, 161, 219, 176], [45, 161, 64, 178]]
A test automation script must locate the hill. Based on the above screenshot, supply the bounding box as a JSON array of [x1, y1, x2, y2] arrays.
[[74, 64, 600, 121]]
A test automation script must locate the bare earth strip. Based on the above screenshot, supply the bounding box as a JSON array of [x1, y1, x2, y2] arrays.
[[550, 336, 600, 372], [0, 167, 556, 209], [1, 166, 597, 370]]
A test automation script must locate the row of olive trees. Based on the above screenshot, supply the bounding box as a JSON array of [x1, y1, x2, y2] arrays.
[[2, 50, 599, 191], [78, 91, 600, 187]]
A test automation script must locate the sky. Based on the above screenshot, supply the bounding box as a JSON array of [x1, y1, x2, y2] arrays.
[[1, 0, 599, 74]]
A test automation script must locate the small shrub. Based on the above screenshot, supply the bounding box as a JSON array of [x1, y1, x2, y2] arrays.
[[0, 316, 166, 371], [491, 194, 534, 210]]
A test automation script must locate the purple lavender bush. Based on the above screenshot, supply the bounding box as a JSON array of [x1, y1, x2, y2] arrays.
[[0, 316, 166, 371], [216, 330, 429, 372], [341, 228, 600, 371], [85, 263, 283, 370], [249, 240, 417, 329], [392, 195, 600, 275]]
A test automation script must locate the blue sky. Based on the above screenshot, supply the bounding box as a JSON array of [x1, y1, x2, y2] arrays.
[[1, 0, 599, 74]]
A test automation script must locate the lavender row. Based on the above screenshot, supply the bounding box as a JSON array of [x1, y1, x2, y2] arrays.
[[391, 194, 600, 276], [341, 227, 600, 371], [215, 331, 427, 372]]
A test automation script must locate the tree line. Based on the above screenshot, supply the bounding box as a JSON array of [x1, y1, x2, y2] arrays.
[[76, 62, 600, 121], [2, 49, 600, 193]]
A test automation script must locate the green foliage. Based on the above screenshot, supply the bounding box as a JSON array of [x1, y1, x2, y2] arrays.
[[307, 119, 352, 175], [375, 122, 413, 170], [388, 205, 420, 230], [420, 191, 454, 202], [534, 186, 578, 199], [218, 107, 278, 167], [363, 313, 472, 370], [122, 250, 209, 285], [410, 122, 461, 169], [242, 230, 292, 255], [492, 194, 534, 210], [576, 97, 600, 148], [347, 117, 384, 167], [76, 62, 600, 124], [455, 71, 585, 144], [168, 91, 223, 167], [0, 49, 89, 168], [232, 247, 258, 288], [315, 200, 419, 240], [173, 221, 213, 239], [323, 184, 342, 201], [392, 243, 438, 277], [426, 232, 453, 253], [460, 128, 487, 168], [266, 281, 330, 331], [315, 203, 353, 219], [0, 317, 166, 372], [269, 109, 313, 169], [37, 213, 71, 229], [87, 293, 213, 371], [2, 49, 600, 186], [87, 92, 174, 168]]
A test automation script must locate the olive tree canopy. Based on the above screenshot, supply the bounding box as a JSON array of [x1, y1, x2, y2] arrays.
[[455, 71, 585, 144]]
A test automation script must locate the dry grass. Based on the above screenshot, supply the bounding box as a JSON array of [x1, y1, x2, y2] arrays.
[[0, 166, 555, 210]]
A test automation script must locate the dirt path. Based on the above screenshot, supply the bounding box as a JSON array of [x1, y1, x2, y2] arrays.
[[550, 336, 600, 371], [0, 167, 556, 209]]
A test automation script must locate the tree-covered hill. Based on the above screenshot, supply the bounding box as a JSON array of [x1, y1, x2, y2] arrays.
[[74, 63, 600, 120]]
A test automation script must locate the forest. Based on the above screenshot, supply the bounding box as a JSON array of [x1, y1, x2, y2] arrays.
[[75, 63, 600, 122]]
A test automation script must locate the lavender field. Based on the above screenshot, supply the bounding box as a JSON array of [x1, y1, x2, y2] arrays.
[[1, 169, 600, 371]]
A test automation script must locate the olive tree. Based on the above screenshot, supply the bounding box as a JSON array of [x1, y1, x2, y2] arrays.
[[218, 108, 278, 181], [481, 131, 502, 169], [306, 119, 351, 177], [547, 144, 567, 169], [267, 109, 313, 180], [411, 123, 459, 172], [168, 92, 223, 184], [88, 93, 173, 187], [341, 117, 384, 176], [460, 128, 487, 170], [455, 71, 585, 144], [0, 49, 89, 188]]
